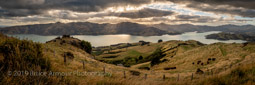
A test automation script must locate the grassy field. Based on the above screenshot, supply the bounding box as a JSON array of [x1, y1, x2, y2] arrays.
[[95, 43, 160, 67]]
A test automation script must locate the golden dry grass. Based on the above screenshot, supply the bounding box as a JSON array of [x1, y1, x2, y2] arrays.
[[2, 33, 254, 85], [39, 39, 255, 85]]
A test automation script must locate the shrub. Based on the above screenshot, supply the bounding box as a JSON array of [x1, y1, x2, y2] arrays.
[[196, 68, 204, 74], [150, 48, 165, 66], [0, 39, 51, 71], [151, 56, 161, 66], [81, 40, 92, 54], [139, 55, 143, 60], [55, 36, 61, 39], [164, 67, 176, 70], [63, 52, 75, 59], [62, 35, 70, 38], [158, 39, 163, 43]]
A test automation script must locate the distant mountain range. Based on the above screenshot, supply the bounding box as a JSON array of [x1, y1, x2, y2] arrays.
[[0, 22, 255, 36], [206, 32, 255, 41], [153, 23, 255, 36], [0, 22, 175, 36]]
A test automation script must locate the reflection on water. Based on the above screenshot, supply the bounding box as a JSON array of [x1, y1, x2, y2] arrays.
[[7, 31, 246, 47]]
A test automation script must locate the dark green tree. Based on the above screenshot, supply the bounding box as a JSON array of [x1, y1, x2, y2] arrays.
[[139, 55, 143, 60], [150, 48, 165, 66], [81, 40, 92, 54]]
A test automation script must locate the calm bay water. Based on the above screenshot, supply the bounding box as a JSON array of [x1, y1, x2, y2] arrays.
[[7, 31, 246, 47]]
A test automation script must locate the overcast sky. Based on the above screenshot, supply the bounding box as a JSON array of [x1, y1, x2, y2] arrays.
[[0, 0, 254, 26]]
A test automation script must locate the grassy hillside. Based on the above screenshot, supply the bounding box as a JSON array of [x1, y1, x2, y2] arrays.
[[0, 33, 74, 85], [1, 33, 255, 85], [199, 63, 255, 85], [148, 42, 255, 81], [92, 39, 255, 84]]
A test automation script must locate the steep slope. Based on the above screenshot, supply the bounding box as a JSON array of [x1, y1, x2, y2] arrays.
[[0, 33, 71, 85]]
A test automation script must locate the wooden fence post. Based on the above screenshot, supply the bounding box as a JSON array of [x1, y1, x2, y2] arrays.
[[144, 74, 147, 80], [54, 50, 55, 57], [177, 74, 179, 81], [82, 61, 85, 69], [123, 71, 126, 78], [163, 74, 166, 80], [191, 73, 193, 81], [64, 55, 66, 64], [207, 68, 209, 75], [211, 69, 213, 76], [103, 66, 106, 74]]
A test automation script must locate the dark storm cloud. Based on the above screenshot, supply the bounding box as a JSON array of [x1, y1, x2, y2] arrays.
[[167, 0, 255, 17], [150, 15, 216, 23], [167, 0, 255, 9], [55, 8, 175, 20], [176, 15, 201, 20], [186, 3, 255, 18], [111, 8, 175, 18], [192, 0, 255, 10], [0, 0, 152, 17], [0, 8, 44, 17], [175, 15, 215, 23]]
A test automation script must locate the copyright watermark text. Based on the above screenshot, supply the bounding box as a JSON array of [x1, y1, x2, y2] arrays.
[[7, 70, 112, 77]]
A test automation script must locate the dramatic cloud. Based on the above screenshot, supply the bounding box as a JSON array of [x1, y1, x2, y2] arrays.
[[106, 8, 175, 18], [175, 15, 216, 23], [186, 3, 255, 18], [0, 0, 254, 26], [0, 0, 152, 17], [43, 8, 175, 20], [190, 0, 255, 10], [167, 0, 255, 17], [167, 0, 255, 9]]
